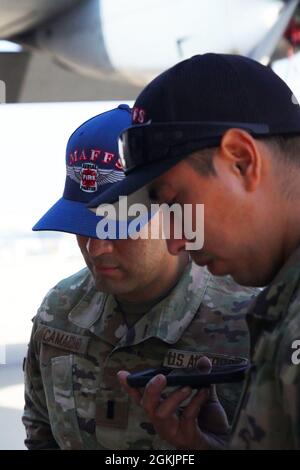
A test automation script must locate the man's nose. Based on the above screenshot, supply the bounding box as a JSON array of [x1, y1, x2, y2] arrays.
[[166, 237, 187, 255], [85, 238, 114, 257]]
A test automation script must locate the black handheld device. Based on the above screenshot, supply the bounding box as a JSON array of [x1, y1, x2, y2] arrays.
[[127, 356, 249, 388]]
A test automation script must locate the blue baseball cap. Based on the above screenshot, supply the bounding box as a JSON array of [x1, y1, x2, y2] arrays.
[[33, 104, 133, 238], [87, 53, 300, 208]]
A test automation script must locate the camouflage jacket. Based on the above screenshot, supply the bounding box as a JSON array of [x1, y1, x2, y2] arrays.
[[231, 246, 300, 449], [23, 261, 256, 450]]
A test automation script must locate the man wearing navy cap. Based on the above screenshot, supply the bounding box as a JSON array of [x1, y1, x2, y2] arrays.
[[22, 104, 257, 450], [89, 55, 300, 449]]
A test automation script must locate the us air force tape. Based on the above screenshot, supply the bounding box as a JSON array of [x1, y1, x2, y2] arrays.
[[163, 349, 248, 369]]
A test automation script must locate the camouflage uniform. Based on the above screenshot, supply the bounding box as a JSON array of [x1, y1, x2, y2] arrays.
[[23, 261, 257, 450], [231, 247, 300, 449]]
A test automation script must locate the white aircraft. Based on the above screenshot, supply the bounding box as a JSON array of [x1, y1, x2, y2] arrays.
[[0, 0, 299, 101]]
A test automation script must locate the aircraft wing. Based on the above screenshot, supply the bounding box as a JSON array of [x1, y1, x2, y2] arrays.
[[0, 0, 299, 102]]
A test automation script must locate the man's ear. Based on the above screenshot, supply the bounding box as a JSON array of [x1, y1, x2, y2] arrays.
[[217, 128, 262, 191]]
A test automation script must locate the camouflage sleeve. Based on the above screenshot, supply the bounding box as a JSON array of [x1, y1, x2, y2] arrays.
[[230, 300, 300, 449], [22, 317, 59, 450], [277, 309, 300, 448]]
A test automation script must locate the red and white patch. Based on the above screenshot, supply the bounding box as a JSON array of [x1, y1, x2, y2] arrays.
[[67, 163, 125, 192], [80, 163, 98, 193]]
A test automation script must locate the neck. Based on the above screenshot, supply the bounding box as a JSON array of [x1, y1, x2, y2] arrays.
[[281, 200, 300, 262], [116, 254, 189, 304]]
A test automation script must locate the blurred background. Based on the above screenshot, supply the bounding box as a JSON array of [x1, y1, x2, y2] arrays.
[[0, 0, 300, 449]]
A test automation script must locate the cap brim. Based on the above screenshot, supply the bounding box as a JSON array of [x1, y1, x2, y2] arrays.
[[87, 155, 185, 208], [33, 197, 145, 239]]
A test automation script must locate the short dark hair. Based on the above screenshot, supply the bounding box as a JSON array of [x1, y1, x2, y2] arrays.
[[258, 135, 300, 166], [187, 147, 217, 176], [187, 135, 300, 176]]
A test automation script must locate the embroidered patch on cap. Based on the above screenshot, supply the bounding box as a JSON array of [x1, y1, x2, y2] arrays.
[[67, 162, 125, 193]]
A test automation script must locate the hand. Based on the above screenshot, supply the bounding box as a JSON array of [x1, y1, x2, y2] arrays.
[[117, 357, 230, 450]]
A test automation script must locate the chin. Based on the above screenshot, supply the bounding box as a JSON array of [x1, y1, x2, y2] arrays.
[[201, 259, 261, 286], [93, 278, 123, 294], [229, 270, 268, 288], [206, 261, 230, 277], [190, 254, 230, 277]]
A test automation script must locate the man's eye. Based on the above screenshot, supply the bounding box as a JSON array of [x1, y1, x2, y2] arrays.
[[165, 199, 176, 207], [148, 191, 159, 203], [148, 188, 177, 206]]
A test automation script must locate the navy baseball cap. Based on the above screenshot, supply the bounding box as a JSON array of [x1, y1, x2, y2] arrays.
[[33, 104, 133, 238], [88, 53, 300, 208]]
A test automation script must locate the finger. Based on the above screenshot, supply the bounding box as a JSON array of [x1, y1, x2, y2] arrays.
[[141, 374, 168, 416], [182, 388, 210, 420], [197, 385, 229, 434], [208, 384, 219, 403], [117, 370, 143, 406], [196, 356, 212, 372], [144, 384, 193, 419]]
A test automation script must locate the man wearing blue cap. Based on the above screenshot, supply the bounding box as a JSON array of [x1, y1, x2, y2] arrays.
[[89, 55, 300, 449], [22, 104, 257, 450]]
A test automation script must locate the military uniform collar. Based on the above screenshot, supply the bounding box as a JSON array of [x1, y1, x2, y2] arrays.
[[69, 262, 211, 348], [68, 273, 106, 329], [117, 261, 211, 347]]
